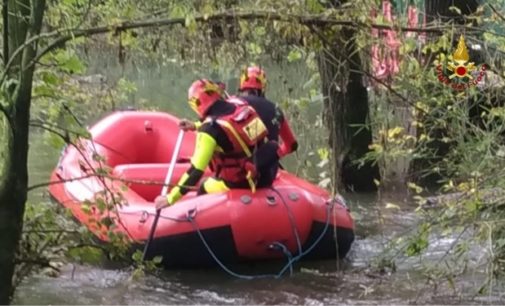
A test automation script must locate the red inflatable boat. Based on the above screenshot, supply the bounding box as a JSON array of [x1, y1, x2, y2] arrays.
[[48, 110, 354, 268]]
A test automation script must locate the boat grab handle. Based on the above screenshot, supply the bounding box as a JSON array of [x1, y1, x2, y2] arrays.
[[139, 211, 149, 223], [144, 120, 153, 132], [266, 195, 277, 206]]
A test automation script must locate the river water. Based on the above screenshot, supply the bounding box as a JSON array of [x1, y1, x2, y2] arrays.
[[15, 184, 504, 304], [12, 56, 505, 304]]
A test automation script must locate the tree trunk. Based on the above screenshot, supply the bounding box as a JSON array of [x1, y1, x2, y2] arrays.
[[0, 0, 45, 303], [318, 28, 379, 192], [0, 115, 28, 304]]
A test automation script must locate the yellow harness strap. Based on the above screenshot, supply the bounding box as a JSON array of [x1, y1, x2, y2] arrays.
[[215, 120, 252, 157], [217, 119, 256, 193]]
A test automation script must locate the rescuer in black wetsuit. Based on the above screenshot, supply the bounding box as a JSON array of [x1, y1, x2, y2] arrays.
[[236, 66, 298, 187]]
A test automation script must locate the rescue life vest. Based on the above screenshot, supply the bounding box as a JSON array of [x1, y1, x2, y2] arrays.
[[205, 99, 268, 190]]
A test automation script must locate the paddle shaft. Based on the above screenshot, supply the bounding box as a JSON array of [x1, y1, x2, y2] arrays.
[[142, 129, 185, 261]]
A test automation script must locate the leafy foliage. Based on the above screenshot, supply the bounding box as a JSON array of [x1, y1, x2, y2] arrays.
[[2, 0, 505, 301], [356, 0, 505, 294]]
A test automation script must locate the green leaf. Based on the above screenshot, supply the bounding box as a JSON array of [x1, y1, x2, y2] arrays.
[[81, 204, 92, 215], [132, 249, 142, 262], [201, 2, 214, 17], [170, 3, 188, 18], [95, 167, 109, 176], [33, 83, 55, 97], [64, 56, 85, 74], [131, 267, 145, 280], [405, 237, 428, 256], [117, 78, 137, 94], [247, 42, 262, 56], [307, 0, 325, 13], [287, 48, 303, 62], [47, 133, 65, 149], [184, 15, 197, 33], [407, 182, 423, 194], [54, 51, 85, 74], [448, 6, 461, 15], [101, 216, 114, 229], [68, 246, 104, 264], [254, 26, 266, 37], [41, 70, 61, 85], [385, 202, 401, 210], [317, 147, 329, 160], [318, 177, 331, 188], [96, 198, 106, 213], [152, 256, 163, 264]]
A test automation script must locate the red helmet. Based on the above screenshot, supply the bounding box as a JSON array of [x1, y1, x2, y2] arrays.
[[188, 79, 223, 118], [239, 66, 266, 91]]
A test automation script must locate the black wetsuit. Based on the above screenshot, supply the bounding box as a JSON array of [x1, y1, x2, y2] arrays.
[[241, 95, 284, 142], [240, 95, 284, 187]]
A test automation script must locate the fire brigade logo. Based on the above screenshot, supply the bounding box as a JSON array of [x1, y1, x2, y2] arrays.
[[436, 35, 486, 91]]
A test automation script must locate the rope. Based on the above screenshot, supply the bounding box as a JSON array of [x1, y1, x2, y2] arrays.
[[188, 215, 295, 279], [188, 198, 335, 279], [269, 187, 303, 256], [119, 210, 193, 223], [125, 193, 335, 279], [270, 242, 294, 276]]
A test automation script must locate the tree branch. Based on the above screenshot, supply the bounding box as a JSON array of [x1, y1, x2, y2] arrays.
[[31, 10, 450, 73], [3, 9, 499, 86], [489, 4, 505, 23], [73, 0, 94, 31], [0, 28, 73, 86], [36, 10, 446, 55], [28, 166, 198, 191], [27, 121, 195, 192], [0, 0, 44, 86], [2, 0, 8, 66], [306, 23, 426, 114], [22, 229, 79, 234], [27, 173, 97, 191], [29, 121, 71, 143], [0, 103, 11, 123]]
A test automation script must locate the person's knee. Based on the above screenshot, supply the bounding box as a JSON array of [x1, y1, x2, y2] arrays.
[[255, 141, 280, 169], [257, 165, 277, 188], [200, 177, 230, 194]]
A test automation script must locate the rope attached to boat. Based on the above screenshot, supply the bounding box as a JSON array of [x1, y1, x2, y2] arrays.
[[270, 187, 303, 256], [124, 192, 336, 279], [187, 195, 335, 280]]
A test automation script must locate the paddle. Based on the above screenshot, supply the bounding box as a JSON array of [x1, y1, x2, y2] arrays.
[[141, 129, 185, 261]]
